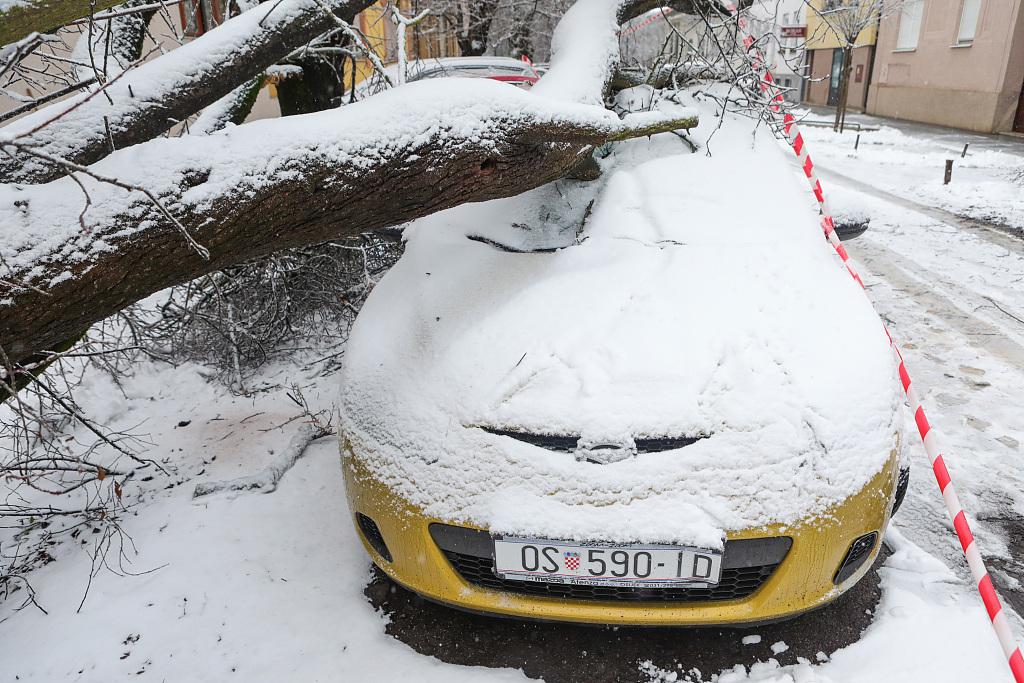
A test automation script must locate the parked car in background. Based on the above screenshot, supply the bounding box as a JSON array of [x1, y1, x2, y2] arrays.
[[355, 56, 541, 99], [406, 56, 541, 88]]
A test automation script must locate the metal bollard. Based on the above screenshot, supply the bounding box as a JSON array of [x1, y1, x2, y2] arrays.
[[945, 159, 954, 185]]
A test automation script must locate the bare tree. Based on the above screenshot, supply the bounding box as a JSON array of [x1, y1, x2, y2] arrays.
[[409, 0, 502, 57], [804, 0, 903, 133]]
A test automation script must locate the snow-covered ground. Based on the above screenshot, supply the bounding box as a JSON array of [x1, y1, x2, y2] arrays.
[[2, 118, 1024, 682], [800, 117, 1024, 233]]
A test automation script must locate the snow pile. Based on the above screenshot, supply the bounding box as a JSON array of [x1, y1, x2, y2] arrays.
[[531, 0, 623, 104], [0, 355, 530, 682], [640, 532, 1015, 682], [339, 88, 904, 547], [800, 124, 1024, 231]]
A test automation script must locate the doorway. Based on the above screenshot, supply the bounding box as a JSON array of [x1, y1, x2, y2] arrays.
[[827, 50, 844, 106], [1014, 77, 1024, 133]]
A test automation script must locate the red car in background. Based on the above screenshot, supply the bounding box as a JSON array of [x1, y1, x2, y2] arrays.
[[406, 56, 541, 89]]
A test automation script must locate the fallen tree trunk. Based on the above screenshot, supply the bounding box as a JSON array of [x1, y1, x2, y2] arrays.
[[0, 0, 121, 45], [0, 83, 697, 363], [0, 0, 718, 185], [0, 0, 706, 373]]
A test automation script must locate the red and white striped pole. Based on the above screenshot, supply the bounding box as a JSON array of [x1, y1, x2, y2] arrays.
[[720, 3, 1024, 680]]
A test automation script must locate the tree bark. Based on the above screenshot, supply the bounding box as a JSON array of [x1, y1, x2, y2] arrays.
[[1, 0, 121, 46], [0, 0, 376, 184], [277, 55, 344, 115]]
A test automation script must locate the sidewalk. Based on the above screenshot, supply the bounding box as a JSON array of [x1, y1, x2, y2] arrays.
[[796, 109, 1024, 233], [801, 105, 1024, 158]]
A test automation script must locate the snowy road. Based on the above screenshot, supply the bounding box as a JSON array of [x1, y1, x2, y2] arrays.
[[820, 160, 1024, 622]]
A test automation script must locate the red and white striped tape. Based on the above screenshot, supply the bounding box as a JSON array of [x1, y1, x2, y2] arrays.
[[620, 7, 677, 36], [720, 3, 1024, 680]]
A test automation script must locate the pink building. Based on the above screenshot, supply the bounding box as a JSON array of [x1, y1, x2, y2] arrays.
[[867, 0, 1024, 134]]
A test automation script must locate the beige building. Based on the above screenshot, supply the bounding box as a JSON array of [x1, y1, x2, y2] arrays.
[[802, 0, 880, 111], [867, 0, 1024, 133]]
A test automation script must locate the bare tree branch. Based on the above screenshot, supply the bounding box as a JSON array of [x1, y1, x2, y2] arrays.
[[1, 0, 122, 46], [0, 0, 377, 183]]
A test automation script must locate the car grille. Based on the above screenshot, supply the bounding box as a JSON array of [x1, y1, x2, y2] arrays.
[[428, 524, 790, 604], [478, 427, 708, 455], [442, 551, 780, 602]]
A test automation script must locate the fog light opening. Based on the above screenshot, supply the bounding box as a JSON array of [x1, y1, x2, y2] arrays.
[[892, 467, 910, 516], [833, 531, 878, 585], [357, 512, 393, 562]]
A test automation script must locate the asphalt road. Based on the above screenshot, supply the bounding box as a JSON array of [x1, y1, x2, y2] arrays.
[[366, 549, 889, 683]]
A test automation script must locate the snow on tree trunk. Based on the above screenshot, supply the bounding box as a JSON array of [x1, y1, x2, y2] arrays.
[[391, 8, 430, 85], [0, 0, 122, 45], [190, 76, 265, 134], [0, 0, 704, 369]]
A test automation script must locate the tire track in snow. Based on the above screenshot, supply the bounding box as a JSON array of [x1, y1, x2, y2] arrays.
[[853, 238, 1024, 370], [849, 224, 1024, 633]]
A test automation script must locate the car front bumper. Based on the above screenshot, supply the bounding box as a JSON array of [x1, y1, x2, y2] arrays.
[[342, 439, 899, 626]]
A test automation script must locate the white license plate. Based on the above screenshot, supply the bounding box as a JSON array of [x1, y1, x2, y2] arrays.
[[493, 537, 722, 588]]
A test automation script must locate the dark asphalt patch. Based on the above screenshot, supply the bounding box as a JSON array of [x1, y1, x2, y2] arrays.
[[980, 510, 1024, 618], [365, 548, 889, 682]]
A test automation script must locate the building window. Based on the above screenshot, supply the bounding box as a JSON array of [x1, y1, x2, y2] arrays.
[[956, 0, 982, 45], [895, 0, 923, 50]]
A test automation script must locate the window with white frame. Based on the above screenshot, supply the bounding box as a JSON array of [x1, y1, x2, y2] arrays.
[[895, 0, 924, 50], [956, 0, 982, 45]]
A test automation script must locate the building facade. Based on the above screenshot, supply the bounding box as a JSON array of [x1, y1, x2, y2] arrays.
[[802, 0, 879, 111], [749, 0, 808, 102], [867, 0, 1024, 133]]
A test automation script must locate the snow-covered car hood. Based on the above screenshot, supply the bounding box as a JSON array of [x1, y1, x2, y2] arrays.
[[340, 90, 904, 548]]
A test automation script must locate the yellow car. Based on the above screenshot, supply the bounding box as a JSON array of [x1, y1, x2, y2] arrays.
[[339, 92, 908, 626]]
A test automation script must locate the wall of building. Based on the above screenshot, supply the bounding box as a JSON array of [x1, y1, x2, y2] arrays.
[[867, 0, 1024, 133], [804, 45, 874, 109], [748, 0, 807, 83], [804, 0, 878, 51]]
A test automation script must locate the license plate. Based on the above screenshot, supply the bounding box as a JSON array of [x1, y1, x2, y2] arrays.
[[493, 537, 723, 588]]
